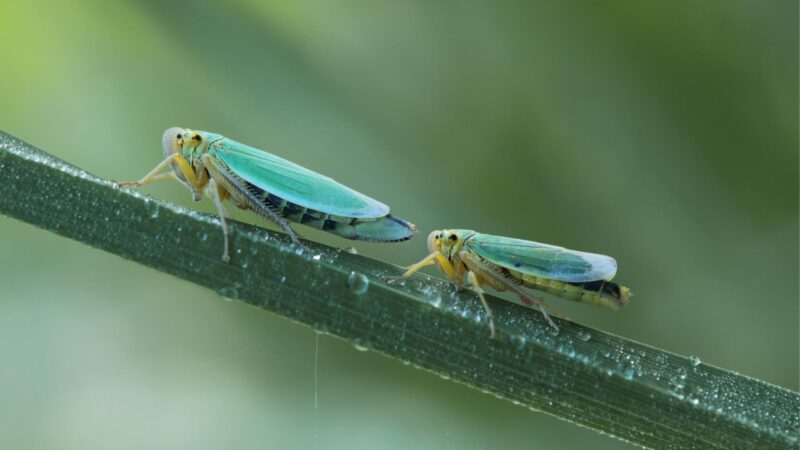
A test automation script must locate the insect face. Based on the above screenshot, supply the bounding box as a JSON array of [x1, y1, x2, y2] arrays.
[[427, 229, 463, 259], [161, 127, 189, 159]]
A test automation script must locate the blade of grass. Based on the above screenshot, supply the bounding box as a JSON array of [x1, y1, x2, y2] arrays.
[[0, 130, 797, 449]]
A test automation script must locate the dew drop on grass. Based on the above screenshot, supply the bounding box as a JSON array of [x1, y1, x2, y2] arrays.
[[216, 283, 241, 301], [352, 337, 370, 352], [421, 285, 442, 307], [623, 366, 635, 380], [346, 271, 369, 295]]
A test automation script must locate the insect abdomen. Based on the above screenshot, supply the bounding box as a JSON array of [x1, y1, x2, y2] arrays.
[[517, 274, 630, 309], [259, 188, 415, 242], [262, 193, 328, 224]]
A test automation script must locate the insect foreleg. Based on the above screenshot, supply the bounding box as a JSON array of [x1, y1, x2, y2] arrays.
[[146, 172, 177, 183], [398, 251, 456, 280], [120, 153, 196, 188]]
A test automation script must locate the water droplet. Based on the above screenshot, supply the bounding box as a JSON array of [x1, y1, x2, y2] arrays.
[[346, 271, 369, 295], [143, 201, 160, 219], [280, 275, 286, 283], [352, 338, 370, 351], [216, 283, 241, 300], [343, 246, 358, 254], [312, 254, 321, 261], [384, 275, 405, 287], [294, 246, 305, 256], [670, 376, 686, 390], [689, 355, 702, 367], [240, 258, 249, 269], [421, 285, 442, 307], [623, 366, 635, 380], [577, 331, 592, 342]]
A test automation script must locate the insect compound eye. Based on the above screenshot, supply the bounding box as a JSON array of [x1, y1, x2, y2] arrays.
[[448, 234, 457, 241]]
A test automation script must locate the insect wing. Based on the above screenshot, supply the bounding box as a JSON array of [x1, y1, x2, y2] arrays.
[[213, 139, 390, 219], [466, 233, 617, 282]]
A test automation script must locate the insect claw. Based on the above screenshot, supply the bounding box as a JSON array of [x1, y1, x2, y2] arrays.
[[485, 317, 497, 339], [538, 306, 559, 334], [383, 275, 406, 285]]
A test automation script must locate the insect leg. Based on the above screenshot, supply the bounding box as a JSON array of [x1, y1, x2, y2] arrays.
[[201, 154, 302, 246], [465, 271, 496, 338], [398, 251, 456, 280], [206, 177, 231, 262], [146, 172, 177, 183], [512, 287, 559, 332], [120, 153, 196, 188], [460, 251, 559, 333]]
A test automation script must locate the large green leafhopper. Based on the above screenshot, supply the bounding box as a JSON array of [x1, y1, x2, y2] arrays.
[[398, 229, 631, 337], [121, 128, 416, 260]]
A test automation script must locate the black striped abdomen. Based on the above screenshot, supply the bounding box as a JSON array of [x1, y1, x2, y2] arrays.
[[249, 184, 415, 242]]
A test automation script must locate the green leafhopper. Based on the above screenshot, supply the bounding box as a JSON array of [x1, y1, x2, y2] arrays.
[[398, 229, 631, 337], [120, 128, 416, 260]]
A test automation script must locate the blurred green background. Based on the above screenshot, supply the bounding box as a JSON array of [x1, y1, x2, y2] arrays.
[[0, 0, 797, 448]]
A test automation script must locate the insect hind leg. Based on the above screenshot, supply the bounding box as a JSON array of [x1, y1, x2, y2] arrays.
[[515, 289, 560, 333], [460, 251, 560, 334], [466, 271, 497, 339], [202, 154, 303, 248], [206, 178, 231, 262]]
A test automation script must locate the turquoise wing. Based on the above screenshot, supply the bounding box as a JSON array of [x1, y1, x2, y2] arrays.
[[211, 138, 390, 219], [465, 233, 617, 282]]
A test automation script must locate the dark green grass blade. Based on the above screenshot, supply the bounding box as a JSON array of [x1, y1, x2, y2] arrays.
[[0, 130, 797, 449]]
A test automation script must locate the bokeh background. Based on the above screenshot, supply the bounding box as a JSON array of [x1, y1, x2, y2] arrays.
[[0, 1, 797, 448]]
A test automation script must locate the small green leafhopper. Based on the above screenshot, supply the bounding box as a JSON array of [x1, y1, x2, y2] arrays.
[[398, 229, 631, 337], [121, 128, 416, 260]]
